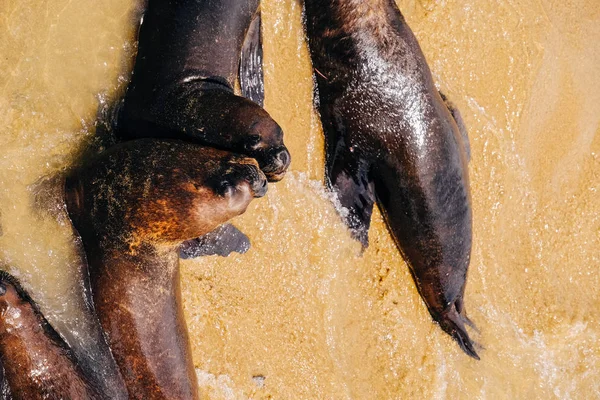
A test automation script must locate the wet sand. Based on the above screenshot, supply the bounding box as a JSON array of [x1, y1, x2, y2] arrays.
[[1, 0, 599, 398]]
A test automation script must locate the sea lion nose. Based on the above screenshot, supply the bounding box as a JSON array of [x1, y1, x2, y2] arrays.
[[260, 147, 291, 182], [276, 148, 291, 171]]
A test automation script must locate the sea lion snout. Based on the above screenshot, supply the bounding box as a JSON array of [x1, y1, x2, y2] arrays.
[[249, 173, 268, 198], [0, 275, 37, 326], [216, 160, 268, 202], [243, 114, 290, 181], [232, 162, 268, 198], [240, 162, 268, 198], [256, 146, 291, 182]]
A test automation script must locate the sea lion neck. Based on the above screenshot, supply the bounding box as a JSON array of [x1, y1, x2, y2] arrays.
[[89, 241, 179, 277], [304, 0, 415, 79], [133, 0, 260, 88], [86, 242, 198, 399]]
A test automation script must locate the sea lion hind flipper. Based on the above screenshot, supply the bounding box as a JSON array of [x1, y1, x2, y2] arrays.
[[436, 303, 480, 360], [179, 224, 251, 259], [439, 91, 470, 162], [326, 140, 375, 248], [239, 11, 264, 106]]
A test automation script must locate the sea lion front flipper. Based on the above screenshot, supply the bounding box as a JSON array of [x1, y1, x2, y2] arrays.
[[440, 91, 471, 162], [326, 138, 376, 248], [179, 224, 251, 259], [240, 11, 264, 107]]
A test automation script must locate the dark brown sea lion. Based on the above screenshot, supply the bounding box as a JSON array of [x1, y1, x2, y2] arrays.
[[66, 139, 267, 399], [117, 0, 290, 182], [0, 271, 102, 400], [303, 0, 478, 358]]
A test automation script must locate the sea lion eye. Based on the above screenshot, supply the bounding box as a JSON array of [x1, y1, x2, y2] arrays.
[[245, 134, 262, 150], [0, 283, 6, 296], [218, 179, 235, 197]]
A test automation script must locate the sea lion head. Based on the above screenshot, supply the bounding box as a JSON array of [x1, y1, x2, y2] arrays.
[[194, 90, 291, 182], [229, 97, 291, 182], [67, 140, 268, 250], [124, 153, 267, 253], [117, 79, 291, 182]]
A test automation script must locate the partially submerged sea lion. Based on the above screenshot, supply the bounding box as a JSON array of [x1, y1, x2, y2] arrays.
[[66, 139, 267, 399], [117, 0, 290, 182], [28, 176, 131, 400], [304, 0, 478, 358], [0, 271, 102, 400]]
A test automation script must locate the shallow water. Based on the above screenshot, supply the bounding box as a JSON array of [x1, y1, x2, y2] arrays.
[[1, 0, 599, 399]]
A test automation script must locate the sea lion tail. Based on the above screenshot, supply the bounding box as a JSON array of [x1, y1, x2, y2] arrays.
[[436, 302, 480, 360], [240, 10, 264, 106]]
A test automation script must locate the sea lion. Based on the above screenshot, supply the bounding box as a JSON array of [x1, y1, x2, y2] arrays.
[[0, 271, 103, 400], [117, 0, 290, 182], [66, 139, 267, 399], [303, 0, 478, 358], [28, 174, 131, 400]]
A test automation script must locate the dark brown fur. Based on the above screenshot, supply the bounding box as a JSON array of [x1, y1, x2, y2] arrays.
[[66, 139, 267, 399], [117, 0, 290, 182], [0, 271, 103, 400], [304, 0, 478, 358]]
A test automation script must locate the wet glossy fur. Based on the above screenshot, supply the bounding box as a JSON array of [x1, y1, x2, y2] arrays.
[[304, 0, 478, 358], [0, 271, 103, 400]]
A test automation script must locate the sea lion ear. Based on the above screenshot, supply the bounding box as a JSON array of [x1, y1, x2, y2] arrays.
[[179, 224, 251, 259], [239, 11, 264, 107]]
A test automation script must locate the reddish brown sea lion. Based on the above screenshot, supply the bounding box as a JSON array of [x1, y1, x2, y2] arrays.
[[117, 0, 290, 182], [0, 271, 103, 400], [66, 139, 267, 399], [304, 0, 478, 358]]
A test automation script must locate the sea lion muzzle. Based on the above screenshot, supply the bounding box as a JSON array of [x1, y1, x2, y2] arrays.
[[217, 163, 268, 199], [256, 146, 291, 182]]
